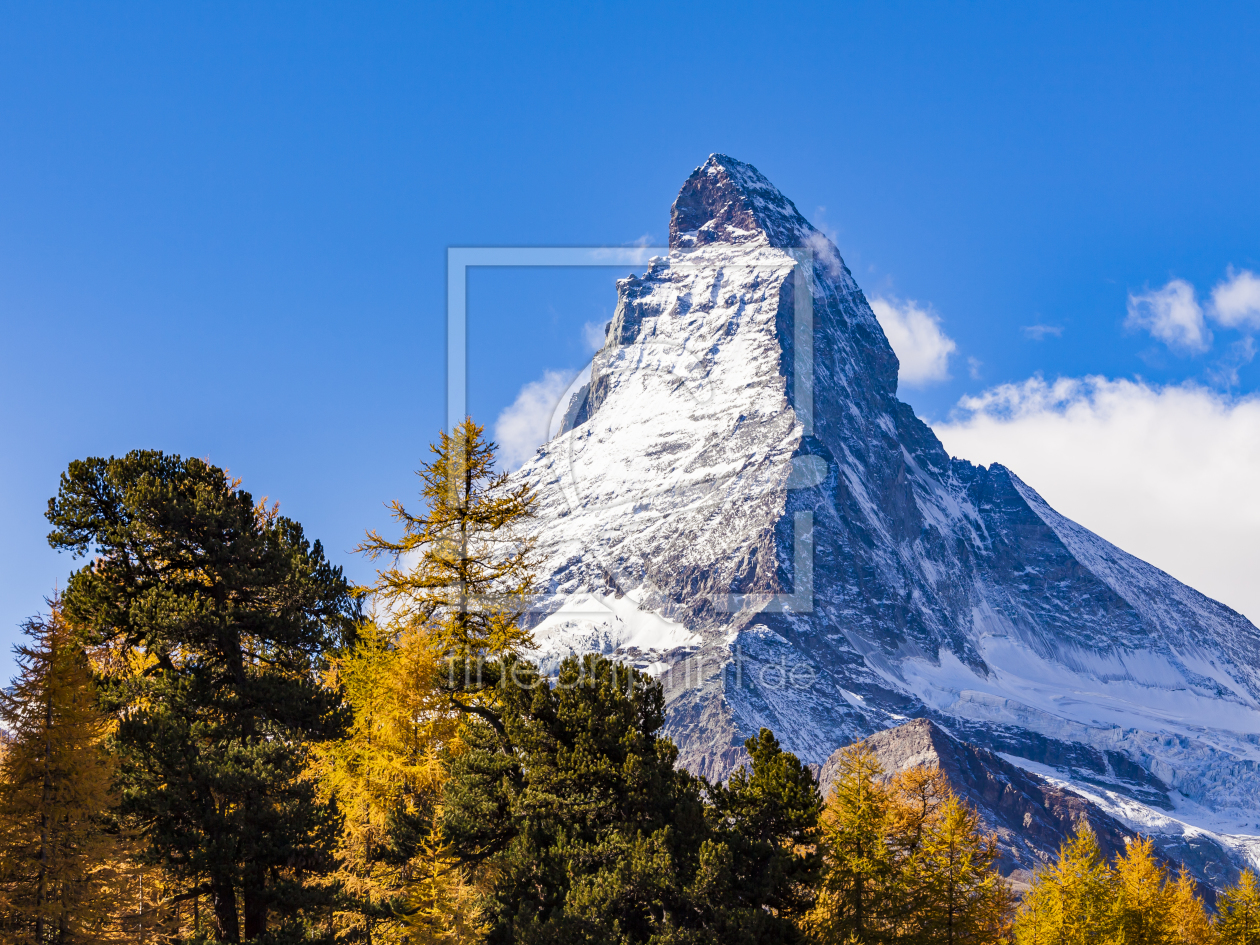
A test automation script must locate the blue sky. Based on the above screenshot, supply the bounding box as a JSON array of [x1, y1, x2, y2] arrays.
[[3, 2, 1260, 677]]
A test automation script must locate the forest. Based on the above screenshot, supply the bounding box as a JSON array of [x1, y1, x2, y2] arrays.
[[0, 420, 1257, 944]]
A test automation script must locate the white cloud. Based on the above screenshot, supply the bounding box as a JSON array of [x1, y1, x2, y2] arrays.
[[493, 369, 575, 471], [934, 375, 1260, 625], [1210, 268, 1260, 330], [869, 296, 957, 386], [1023, 324, 1063, 341], [1126, 279, 1212, 353], [804, 229, 846, 281], [582, 320, 608, 352]]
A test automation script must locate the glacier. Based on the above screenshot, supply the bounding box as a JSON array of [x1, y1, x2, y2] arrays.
[[509, 154, 1260, 877]]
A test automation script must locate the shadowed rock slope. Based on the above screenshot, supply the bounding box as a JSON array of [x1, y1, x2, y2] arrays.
[[818, 719, 1242, 894]]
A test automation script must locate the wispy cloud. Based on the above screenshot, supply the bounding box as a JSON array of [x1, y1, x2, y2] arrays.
[[869, 296, 957, 386], [582, 320, 608, 352], [1126, 279, 1212, 353], [493, 369, 575, 471], [1023, 324, 1063, 341], [935, 374, 1260, 625], [1206, 337, 1258, 389]]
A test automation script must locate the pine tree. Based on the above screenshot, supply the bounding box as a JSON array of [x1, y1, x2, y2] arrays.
[[1112, 837, 1174, 945], [0, 597, 130, 943], [806, 740, 895, 944], [358, 418, 536, 724], [1013, 823, 1118, 945], [442, 654, 711, 945], [704, 728, 823, 942], [1166, 868, 1215, 945], [46, 451, 358, 943], [1217, 871, 1260, 945]]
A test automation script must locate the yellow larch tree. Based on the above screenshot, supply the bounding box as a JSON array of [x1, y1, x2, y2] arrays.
[[313, 620, 465, 944], [806, 740, 896, 943], [1013, 823, 1118, 945], [806, 745, 1013, 945], [0, 597, 131, 943], [358, 418, 537, 725], [1111, 836, 1174, 945], [909, 796, 1014, 945], [1166, 868, 1216, 945], [1217, 870, 1260, 945]]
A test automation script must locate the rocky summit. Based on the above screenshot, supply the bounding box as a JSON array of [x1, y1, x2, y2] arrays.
[[511, 154, 1260, 878]]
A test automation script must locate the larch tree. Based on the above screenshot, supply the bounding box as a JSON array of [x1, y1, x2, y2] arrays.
[[908, 796, 1013, 945], [884, 765, 952, 933], [1111, 837, 1174, 945], [1013, 824, 1118, 945], [358, 418, 537, 725], [1166, 868, 1216, 945], [806, 740, 895, 944], [1217, 870, 1260, 945], [0, 597, 129, 943], [312, 620, 470, 944], [46, 451, 359, 943]]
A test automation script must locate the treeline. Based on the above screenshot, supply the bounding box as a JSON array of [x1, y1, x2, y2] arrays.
[[0, 422, 1256, 944]]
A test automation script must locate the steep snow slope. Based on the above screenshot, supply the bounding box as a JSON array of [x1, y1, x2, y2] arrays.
[[510, 155, 1260, 867]]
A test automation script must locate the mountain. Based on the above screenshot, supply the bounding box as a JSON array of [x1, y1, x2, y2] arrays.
[[818, 719, 1242, 894], [511, 154, 1260, 879]]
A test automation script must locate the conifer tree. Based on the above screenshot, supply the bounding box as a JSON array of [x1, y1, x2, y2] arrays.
[[312, 620, 468, 944], [1013, 824, 1118, 945], [1217, 870, 1260, 945], [1167, 868, 1216, 945], [399, 810, 484, 945], [46, 451, 358, 943], [1111, 837, 1174, 945], [908, 796, 1013, 945], [358, 418, 536, 724], [443, 654, 712, 945], [0, 597, 129, 943], [704, 728, 823, 942], [806, 740, 895, 943], [884, 765, 952, 932]]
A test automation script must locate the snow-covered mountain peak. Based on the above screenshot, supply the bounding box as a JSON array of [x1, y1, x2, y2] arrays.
[[670, 154, 818, 250], [516, 156, 1260, 877]]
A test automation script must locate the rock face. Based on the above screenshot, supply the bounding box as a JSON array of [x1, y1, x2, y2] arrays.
[[512, 154, 1260, 877], [818, 719, 1242, 893]]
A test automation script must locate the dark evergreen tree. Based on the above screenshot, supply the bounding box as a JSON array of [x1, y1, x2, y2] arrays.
[[442, 654, 821, 945], [46, 451, 359, 943], [701, 728, 822, 942]]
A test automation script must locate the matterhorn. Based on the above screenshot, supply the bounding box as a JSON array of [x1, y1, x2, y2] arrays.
[[511, 155, 1260, 883]]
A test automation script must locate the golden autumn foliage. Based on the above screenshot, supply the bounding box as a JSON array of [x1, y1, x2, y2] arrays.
[[1217, 870, 1260, 945], [0, 598, 133, 943], [312, 620, 475, 944], [358, 418, 537, 691], [1014, 824, 1224, 945], [1168, 868, 1219, 945], [806, 740, 1014, 944]]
